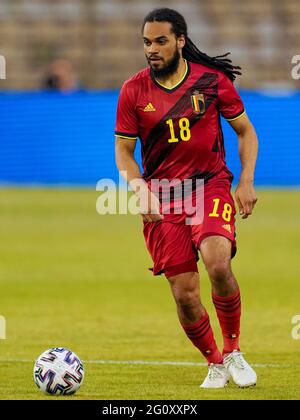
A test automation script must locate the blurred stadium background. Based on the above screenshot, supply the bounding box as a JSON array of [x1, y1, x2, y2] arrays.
[[0, 0, 300, 185], [0, 0, 300, 400], [1, 0, 300, 89]]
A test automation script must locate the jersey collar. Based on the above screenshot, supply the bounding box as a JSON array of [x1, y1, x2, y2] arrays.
[[150, 59, 190, 93]]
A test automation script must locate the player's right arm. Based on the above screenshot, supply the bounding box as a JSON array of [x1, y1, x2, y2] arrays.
[[115, 80, 162, 222], [115, 136, 140, 184], [115, 81, 163, 222], [115, 136, 163, 222]]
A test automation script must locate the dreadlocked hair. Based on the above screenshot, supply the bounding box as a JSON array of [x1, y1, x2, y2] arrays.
[[142, 8, 241, 81]]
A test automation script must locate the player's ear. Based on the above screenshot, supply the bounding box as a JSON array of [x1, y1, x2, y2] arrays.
[[177, 35, 185, 49]]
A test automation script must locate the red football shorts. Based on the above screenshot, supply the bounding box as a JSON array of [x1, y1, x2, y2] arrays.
[[143, 181, 237, 277]]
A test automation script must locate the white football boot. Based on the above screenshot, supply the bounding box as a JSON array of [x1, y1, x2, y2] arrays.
[[200, 363, 230, 388], [223, 350, 257, 388]]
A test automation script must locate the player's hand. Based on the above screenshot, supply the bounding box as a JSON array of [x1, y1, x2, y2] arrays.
[[139, 187, 164, 222], [131, 179, 164, 222], [235, 180, 258, 219]]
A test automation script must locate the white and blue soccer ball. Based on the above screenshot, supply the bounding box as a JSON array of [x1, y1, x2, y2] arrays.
[[33, 347, 84, 395]]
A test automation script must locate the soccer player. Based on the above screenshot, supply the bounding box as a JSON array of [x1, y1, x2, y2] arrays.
[[115, 8, 258, 388]]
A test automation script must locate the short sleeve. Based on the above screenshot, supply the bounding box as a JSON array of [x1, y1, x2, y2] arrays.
[[115, 81, 138, 139], [218, 73, 245, 121]]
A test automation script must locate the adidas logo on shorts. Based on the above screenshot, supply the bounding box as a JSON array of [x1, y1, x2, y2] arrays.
[[222, 224, 232, 233]]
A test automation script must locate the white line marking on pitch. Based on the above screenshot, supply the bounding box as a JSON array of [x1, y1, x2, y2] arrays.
[[0, 359, 291, 368]]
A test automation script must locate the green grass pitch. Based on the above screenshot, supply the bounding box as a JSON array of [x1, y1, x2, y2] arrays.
[[0, 188, 299, 400]]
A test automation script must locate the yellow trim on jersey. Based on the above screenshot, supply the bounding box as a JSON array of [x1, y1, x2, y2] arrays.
[[115, 135, 137, 140], [192, 95, 200, 113], [154, 59, 188, 90], [226, 110, 246, 122]]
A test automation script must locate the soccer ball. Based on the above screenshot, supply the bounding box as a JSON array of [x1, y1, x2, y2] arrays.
[[33, 347, 84, 395]]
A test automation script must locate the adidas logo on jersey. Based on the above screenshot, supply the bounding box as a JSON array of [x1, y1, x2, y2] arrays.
[[143, 102, 156, 112], [222, 224, 232, 233]]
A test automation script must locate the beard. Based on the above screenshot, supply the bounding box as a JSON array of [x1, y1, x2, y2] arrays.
[[147, 48, 181, 79]]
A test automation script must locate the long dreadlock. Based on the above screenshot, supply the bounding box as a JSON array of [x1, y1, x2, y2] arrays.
[[142, 8, 241, 81]]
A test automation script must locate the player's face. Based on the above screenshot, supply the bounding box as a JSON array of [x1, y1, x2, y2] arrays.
[[143, 21, 185, 76]]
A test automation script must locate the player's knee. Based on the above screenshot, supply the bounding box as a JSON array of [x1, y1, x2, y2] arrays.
[[167, 272, 200, 313], [175, 289, 203, 323], [174, 288, 199, 309], [205, 261, 232, 284]]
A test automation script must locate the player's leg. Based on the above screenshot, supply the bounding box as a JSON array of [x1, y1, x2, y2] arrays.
[[166, 270, 230, 388], [191, 181, 256, 387], [166, 270, 221, 362], [143, 220, 228, 388], [191, 182, 242, 357], [200, 235, 256, 387], [200, 235, 241, 353]]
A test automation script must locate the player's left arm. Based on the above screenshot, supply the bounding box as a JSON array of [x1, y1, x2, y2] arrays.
[[229, 113, 258, 219]]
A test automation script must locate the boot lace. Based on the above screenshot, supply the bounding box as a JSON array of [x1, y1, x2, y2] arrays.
[[225, 352, 246, 370]]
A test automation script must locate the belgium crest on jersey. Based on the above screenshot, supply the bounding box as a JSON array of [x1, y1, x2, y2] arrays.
[[191, 90, 205, 115]]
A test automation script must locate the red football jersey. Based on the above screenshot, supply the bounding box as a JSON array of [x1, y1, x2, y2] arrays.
[[115, 60, 245, 184]]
